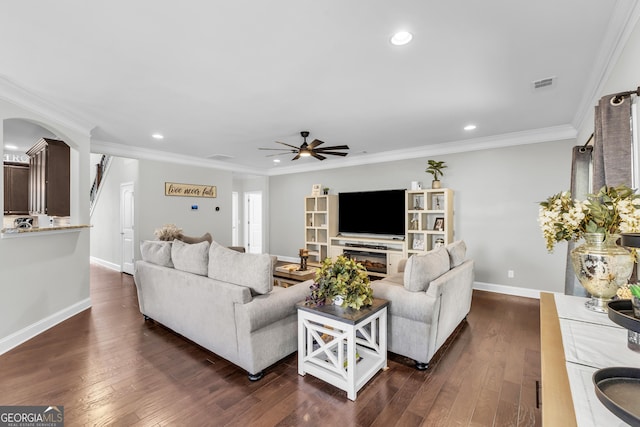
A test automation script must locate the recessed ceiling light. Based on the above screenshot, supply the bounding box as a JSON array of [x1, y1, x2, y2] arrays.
[[464, 124, 477, 131], [4, 144, 18, 150], [391, 31, 413, 46], [151, 133, 164, 140], [273, 159, 280, 163]]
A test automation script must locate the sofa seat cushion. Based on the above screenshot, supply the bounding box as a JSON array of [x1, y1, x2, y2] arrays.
[[171, 239, 210, 276], [404, 246, 450, 292], [208, 241, 273, 295], [140, 240, 174, 268], [371, 280, 436, 323], [445, 240, 467, 267]]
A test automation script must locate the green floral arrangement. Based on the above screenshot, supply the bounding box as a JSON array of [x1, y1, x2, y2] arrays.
[[538, 184, 640, 252], [306, 255, 373, 310]]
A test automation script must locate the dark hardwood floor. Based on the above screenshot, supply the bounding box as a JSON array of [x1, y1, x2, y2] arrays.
[[0, 264, 541, 426]]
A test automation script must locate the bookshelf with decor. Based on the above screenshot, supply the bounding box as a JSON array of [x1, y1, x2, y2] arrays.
[[304, 194, 338, 265], [406, 188, 453, 255]]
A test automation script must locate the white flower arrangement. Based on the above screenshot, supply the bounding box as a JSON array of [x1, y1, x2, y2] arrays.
[[538, 185, 640, 252]]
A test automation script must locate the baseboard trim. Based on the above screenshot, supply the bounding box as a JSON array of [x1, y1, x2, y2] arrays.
[[90, 256, 121, 271], [0, 298, 92, 356], [473, 281, 541, 299]]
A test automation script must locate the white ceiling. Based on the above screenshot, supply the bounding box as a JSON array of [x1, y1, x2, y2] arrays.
[[1, 1, 638, 174]]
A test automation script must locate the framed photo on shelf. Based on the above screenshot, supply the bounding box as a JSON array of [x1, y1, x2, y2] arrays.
[[433, 217, 444, 231], [412, 238, 425, 250], [311, 184, 322, 196], [433, 195, 444, 210]]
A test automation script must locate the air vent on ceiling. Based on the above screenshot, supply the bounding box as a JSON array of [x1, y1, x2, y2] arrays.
[[532, 76, 556, 91], [207, 153, 234, 161]]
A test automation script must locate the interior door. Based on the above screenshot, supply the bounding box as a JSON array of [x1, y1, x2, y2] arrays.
[[244, 191, 262, 254], [120, 182, 135, 274]]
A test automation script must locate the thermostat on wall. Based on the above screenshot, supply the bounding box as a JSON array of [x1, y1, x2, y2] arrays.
[[191, 205, 198, 210]]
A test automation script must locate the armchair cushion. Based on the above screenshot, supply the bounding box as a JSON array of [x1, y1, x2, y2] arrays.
[[403, 246, 450, 292]]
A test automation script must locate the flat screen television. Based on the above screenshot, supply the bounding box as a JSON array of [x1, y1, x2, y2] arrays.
[[338, 189, 405, 238]]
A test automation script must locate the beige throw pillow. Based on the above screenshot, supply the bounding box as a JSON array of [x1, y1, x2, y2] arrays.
[[403, 246, 451, 292], [445, 240, 467, 267], [171, 239, 210, 276], [208, 240, 273, 295], [140, 240, 173, 268]]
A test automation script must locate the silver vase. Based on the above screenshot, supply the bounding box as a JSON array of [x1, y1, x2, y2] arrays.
[[570, 233, 634, 313]]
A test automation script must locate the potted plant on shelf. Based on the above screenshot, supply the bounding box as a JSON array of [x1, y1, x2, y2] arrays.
[[306, 255, 373, 310], [425, 160, 447, 189]]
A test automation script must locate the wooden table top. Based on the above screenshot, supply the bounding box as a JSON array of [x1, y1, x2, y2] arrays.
[[539, 292, 578, 427]]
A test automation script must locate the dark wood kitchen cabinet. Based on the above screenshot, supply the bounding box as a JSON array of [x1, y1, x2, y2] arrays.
[[26, 138, 70, 217], [3, 162, 30, 214]]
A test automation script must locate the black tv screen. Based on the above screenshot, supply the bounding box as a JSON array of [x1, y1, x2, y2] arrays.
[[338, 189, 405, 238]]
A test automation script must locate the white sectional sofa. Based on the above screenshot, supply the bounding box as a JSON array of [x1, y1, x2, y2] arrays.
[[134, 239, 311, 380]]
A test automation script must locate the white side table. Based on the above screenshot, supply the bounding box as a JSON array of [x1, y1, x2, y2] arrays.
[[297, 298, 388, 400]]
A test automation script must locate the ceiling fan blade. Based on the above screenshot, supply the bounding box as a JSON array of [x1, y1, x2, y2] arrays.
[[259, 147, 296, 151], [291, 153, 301, 161], [308, 139, 324, 149], [315, 145, 349, 151], [317, 151, 348, 157], [276, 141, 301, 150], [265, 152, 295, 157], [311, 152, 326, 160]]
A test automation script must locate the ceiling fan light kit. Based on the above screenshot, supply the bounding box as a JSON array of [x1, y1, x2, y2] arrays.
[[259, 131, 349, 161]]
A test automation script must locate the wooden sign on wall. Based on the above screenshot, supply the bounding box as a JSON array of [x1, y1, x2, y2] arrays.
[[165, 182, 217, 198]]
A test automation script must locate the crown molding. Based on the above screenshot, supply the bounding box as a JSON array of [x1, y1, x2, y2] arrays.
[[0, 75, 93, 137], [267, 124, 577, 176], [93, 124, 575, 177], [572, 0, 640, 134], [90, 139, 269, 175]]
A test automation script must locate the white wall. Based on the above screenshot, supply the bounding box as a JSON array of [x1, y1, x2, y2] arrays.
[[578, 12, 640, 144], [0, 101, 91, 354], [136, 159, 233, 249], [269, 138, 575, 294], [231, 174, 270, 252], [90, 161, 263, 266], [90, 156, 138, 268]]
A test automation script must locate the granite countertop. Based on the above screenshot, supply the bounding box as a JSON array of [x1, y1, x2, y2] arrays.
[[1, 224, 91, 236]]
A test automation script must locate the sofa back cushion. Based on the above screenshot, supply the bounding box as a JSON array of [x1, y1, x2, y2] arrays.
[[171, 239, 210, 276], [140, 240, 174, 268], [445, 240, 467, 267], [208, 240, 273, 295], [404, 246, 450, 292]]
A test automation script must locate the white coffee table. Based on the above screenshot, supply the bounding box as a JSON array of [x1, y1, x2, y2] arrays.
[[297, 298, 388, 400]]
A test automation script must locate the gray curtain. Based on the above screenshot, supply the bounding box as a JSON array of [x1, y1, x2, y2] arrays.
[[565, 145, 592, 296], [593, 94, 633, 189], [565, 93, 634, 295]]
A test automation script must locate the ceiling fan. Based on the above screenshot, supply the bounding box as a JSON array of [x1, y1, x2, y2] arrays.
[[259, 131, 349, 161]]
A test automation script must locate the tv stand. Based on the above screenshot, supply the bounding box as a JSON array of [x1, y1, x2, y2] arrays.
[[330, 236, 407, 278]]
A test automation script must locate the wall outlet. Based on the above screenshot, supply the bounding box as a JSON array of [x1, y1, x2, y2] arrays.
[[508, 270, 515, 279]]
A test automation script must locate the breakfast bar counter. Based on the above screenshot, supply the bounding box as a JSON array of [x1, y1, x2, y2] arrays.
[[0, 224, 91, 238]]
